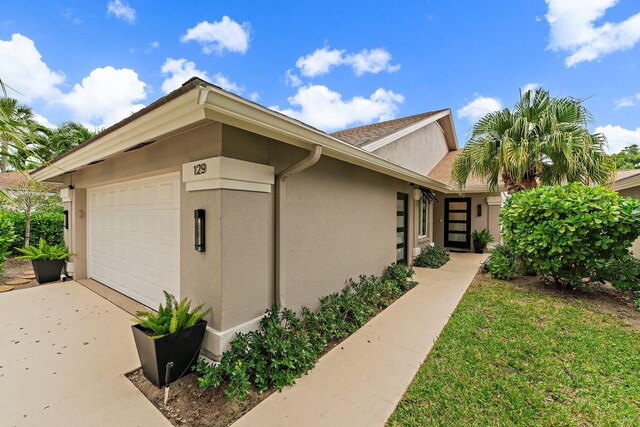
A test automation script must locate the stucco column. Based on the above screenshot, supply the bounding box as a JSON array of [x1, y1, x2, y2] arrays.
[[486, 195, 503, 244], [70, 188, 87, 279]]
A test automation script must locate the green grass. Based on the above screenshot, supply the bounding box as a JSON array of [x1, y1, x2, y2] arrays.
[[388, 279, 640, 427]]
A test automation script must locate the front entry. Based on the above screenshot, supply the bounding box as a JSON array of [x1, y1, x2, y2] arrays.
[[396, 193, 408, 264], [444, 198, 471, 250]]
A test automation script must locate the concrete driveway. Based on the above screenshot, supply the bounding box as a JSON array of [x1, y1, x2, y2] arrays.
[[0, 281, 170, 427]]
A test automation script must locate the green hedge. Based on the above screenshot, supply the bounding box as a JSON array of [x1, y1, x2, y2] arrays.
[[0, 211, 64, 250], [501, 183, 640, 287]]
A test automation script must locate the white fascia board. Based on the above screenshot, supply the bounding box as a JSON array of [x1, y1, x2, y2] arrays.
[[360, 110, 451, 152], [201, 89, 454, 193], [613, 175, 640, 191], [32, 89, 207, 181]]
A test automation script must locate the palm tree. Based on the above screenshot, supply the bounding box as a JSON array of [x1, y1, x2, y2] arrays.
[[43, 122, 94, 161], [0, 97, 37, 173], [452, 88, 615, 192]]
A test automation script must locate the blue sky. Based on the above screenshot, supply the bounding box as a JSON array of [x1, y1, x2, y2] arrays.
[[1, 0, 639, 152]]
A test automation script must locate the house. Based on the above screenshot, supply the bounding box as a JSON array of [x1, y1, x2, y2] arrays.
[[613, 169, 640, 257], [32, 77, 498, 359]]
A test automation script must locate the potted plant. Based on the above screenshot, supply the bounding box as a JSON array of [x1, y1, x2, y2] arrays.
[[15, 238, 75, 284], [471, 229, 494, 253], [132, 291, 211, 388]]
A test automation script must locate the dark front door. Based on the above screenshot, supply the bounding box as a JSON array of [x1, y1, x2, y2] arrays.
[[444, 198, 471, 249], [396, 193, 408, 264]]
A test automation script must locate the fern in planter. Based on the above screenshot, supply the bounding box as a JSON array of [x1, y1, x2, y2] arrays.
[[15, 238, 75, 260], [134, 291, 211, 339]]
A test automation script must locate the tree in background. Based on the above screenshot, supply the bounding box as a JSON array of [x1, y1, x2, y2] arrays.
[[452, 88, 615, 192], [0, 97, 42, 173], [1, 179, 61, 247], [41, 122, 94, 161], [613, 144, 640, 170]]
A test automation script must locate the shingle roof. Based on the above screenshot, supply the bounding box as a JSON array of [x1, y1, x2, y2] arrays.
[[330, 109, 448, 148], [427, 150, 487, 188], [616, 169, 640, 182]]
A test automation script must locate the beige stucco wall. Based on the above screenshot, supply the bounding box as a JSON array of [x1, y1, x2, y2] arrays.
[[371, 122, 449, 176], [432, 191, 496, 250], [618, 187, 640, 257], [56, 120, 417, 347], [221, 124, 415, 316]]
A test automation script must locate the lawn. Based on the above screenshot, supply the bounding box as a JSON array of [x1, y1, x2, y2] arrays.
[[388, 276, 640, 426]]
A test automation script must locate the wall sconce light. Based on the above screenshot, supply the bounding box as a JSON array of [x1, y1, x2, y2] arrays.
[[64, 210, 69, 229], [477, 204, 482, 217], [194, 209, 205, 252]]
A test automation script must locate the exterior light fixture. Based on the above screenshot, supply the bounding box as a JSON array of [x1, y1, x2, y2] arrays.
[[477, 204, 482, 217], [194, 209, 205, 252], [64, 210, 69, 229]]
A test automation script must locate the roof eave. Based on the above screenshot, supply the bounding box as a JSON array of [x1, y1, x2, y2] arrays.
[[613, 174, 640, 191]]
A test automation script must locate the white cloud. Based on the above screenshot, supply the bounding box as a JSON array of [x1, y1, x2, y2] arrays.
[[545, 0, 640, 67], [211, 73, 242, 94], [295, 47, 345, 77], [346, 48, 401, 76], [270, 85, 404, 132], [457, 95, 503, 122], [160, 58, 210, 94], [33, 112, 56, 129], [160, 57, 244, 97], [107, 0, 136, 24], [284, 69, 302, 87], [295, 46, 400, 77], [181, 16, 250, 55], [61, 66, 147, 128], [522, 82, 540, 93], [0, 33, 64, 102], [0, 33, 149, 128], [248, 92, 260, 102], [595, 124, 640, 153], [150, 41, 159, 49], [614, 93, 640, 109]]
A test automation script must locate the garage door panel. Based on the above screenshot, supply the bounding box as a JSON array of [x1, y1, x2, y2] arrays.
[[88, 173, 180, 309]]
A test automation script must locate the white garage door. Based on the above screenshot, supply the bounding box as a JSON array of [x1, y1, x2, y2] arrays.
[[87, 173, 180, 309]]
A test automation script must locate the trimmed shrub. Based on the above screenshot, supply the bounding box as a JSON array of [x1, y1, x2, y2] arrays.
[[0, 216, 16, 275], [413, 245, 450, 269], [196, 263, 417, 400], [0, 211, 64, 250], [501, 183, 640, 287], [599, 251, 640, 292], [485, 244, 521, 280]]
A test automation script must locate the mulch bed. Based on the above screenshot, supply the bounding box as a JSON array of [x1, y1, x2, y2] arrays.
[[1, 256, 39, 291], [127, 369, 272, 427]]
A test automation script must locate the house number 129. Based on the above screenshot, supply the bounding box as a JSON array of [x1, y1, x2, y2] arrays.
[[193, 163, 207, 175]]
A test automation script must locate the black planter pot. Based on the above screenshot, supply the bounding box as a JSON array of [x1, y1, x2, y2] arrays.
[[32, 259, 65, 284], [131, 319, 207, 388], [473, 241, 487, 254]]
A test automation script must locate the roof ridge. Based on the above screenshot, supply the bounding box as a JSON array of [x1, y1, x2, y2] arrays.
[[330, 109, 448, 135]]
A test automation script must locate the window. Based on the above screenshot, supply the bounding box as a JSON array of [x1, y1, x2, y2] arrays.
[[418, 197, 428, 238]]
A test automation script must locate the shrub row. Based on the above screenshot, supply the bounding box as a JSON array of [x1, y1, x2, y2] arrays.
[[413, 245, 450, 269], [195, 263, 416, 400], [0, 211, 64, 250], [0, 216, 16, 275]]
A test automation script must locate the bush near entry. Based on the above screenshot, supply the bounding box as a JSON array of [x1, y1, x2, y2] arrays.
[[195, 263, 416, 400], [413, 245, 450, 269], [500, 183, 640, 288]]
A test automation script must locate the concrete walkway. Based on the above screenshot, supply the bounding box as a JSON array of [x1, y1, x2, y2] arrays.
[[234, 253, 487, 427], [0, 281, 170, 427]]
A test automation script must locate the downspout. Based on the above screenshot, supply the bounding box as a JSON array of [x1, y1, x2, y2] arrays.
[[276, 145, 322, 307]]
